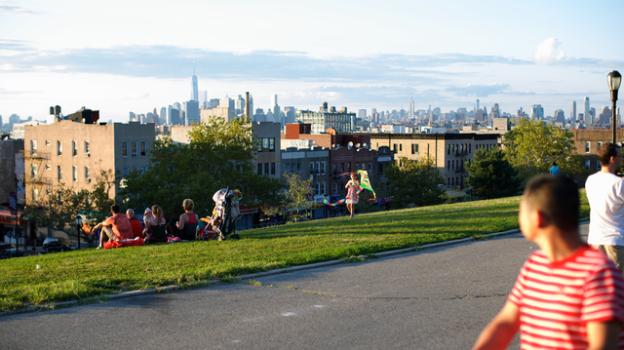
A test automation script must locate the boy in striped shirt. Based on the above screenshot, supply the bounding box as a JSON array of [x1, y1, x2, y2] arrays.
[[474, 175, 624, 350]]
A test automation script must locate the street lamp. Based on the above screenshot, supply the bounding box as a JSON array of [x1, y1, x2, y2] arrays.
[[608, 70, 622, 144]]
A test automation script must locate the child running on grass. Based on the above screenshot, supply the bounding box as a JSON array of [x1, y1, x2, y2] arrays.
[[345, 171, 360, 219], [473, 175, 624, 350]]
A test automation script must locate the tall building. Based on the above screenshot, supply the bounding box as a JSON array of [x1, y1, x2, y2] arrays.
[[168, 105, 182, 125], [272, 94, 281, 122], [531, 104, 544, 119], [571, 100, 577, 126], [553, 109, 566, 124], [296, 103, 355, 134], [584, 96, 591, 126], [184, 100, 200, 125], [24, 120, 155, 204], [235, 95, 246, 116], [159, 107, 168, 125], [358, 109, 367, 120], [191, 70, 199, 102]]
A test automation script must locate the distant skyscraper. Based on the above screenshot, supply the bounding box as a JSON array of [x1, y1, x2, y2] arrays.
[[584, 96, 590, 126], [160, 107, 168, 125], [200, 90, 208, 108], [409, 98, 415, 118], [476, 99, 480, 112], [235, 95, 245, 115], [358, 109, 367, 119], [191, 69, 199, 102], [571, 100, 577, 126], [184, 100, 200, 125], [531, 104, 544, 119], [272, 94, 281, 121], [554, 109, 565, 124]]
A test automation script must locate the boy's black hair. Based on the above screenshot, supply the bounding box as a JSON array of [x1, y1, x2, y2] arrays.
[[523, 175, 579, 231], [599, 143, 620, 166], [110, 204, 121, 214]]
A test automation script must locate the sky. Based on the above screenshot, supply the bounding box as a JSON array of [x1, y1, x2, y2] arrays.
[[1, 0, 624, 121]]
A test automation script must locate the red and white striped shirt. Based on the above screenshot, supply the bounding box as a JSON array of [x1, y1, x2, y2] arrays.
[[509, 245, 624, 349]]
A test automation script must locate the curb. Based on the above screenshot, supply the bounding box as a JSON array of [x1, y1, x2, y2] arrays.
[[0, 227, 523, 318]]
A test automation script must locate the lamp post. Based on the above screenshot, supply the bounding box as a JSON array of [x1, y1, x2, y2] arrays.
[[608, 70, 622, 144]]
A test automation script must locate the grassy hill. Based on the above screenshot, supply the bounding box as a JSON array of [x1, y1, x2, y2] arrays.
[[0, 193, 590, 312]]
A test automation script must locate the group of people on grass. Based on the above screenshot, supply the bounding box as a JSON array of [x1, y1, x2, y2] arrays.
[[92, 187, 244, 248], [474, 143, 624, 349], [93, 199, 199, 249]]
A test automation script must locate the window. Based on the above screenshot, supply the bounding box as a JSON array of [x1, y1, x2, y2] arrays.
[[256, 137, 276, 152], [32, 188, 39, 202], [30, 139, 37, 153], [72, 141, 77, 156], [84, 141, 90, 154], [320, 161, 326, 174], [597, 141, 603, 151], [271, 162, 276, 175], [257, 163, 262, 175], [411, 144, 418, 155], [140, 142, 146, 156], [56, 140, 62, 156], [585, 159, 591, 170], [84, 167, 90, 181], [585, 141, 591, 153], [131, 142, 137, 156], [57, 165, 62, 181], [447, 145, 451, 155], [122, 142, 128, 157], [469, 144, 472, 153], [447, 160, 451, 169], [72, 166, 77, 182], [399, 144, 403, 152], [393, 144, 398, 152], [31, 164, 37, 177], [264, 162, 269, 175]]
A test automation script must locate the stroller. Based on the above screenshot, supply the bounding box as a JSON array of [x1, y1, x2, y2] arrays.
[[210, 188, 241, 241]]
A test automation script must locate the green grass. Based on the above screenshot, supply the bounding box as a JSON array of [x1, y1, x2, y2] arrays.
[[0, 193, 590, 312]]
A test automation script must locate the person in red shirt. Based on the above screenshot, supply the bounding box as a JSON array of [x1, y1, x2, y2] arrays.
[[126, 208, 143, 238], [95, 205, 134, 249], [474, 175, 624, 350]]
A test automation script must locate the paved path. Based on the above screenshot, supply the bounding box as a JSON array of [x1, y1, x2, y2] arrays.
[[0, 225, 577, 350]]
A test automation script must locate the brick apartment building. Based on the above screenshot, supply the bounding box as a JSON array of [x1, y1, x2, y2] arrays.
[[24, 120, 155, 204], [370, 133, 499, 188], [572, 128, 624, 172]]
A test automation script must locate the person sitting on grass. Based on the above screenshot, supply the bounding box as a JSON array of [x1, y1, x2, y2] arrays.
[[126, 208, 143, 238], [94, 205, 134, 249], [176, 198, 198, 241], [473, 175, 624, 350], [144, 205, 167, 244]]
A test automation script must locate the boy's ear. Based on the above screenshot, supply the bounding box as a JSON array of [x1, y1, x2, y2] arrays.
[[535, 209, 549, 228]]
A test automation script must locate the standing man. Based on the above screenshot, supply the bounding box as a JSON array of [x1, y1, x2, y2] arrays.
[[585, 143, 624, 270]]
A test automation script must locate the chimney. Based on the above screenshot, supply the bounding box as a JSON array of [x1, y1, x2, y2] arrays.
[[245, 91, 251, 119]]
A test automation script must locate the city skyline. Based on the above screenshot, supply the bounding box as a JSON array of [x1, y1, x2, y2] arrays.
[[1, 0, 623, 121]]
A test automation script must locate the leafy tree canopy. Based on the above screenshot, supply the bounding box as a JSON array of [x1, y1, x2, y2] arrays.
[[122, 118, 281, 219], [385, 158, 445, 208], [466, 147, 520, 199]]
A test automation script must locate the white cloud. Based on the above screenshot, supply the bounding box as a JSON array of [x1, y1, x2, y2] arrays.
[[534, 38, 565, 64]]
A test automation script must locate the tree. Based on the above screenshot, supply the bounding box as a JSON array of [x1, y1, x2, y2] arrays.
[[385, 158, 445, 208], [466, 148, 520, 198], [504, 119, 583, 181], [122, 118, 282, 219], [23, 171, 114, 233], [283, 173, 312, 221]]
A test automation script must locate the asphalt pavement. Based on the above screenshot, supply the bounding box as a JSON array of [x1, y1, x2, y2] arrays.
[[0, 224, 570, 350]]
